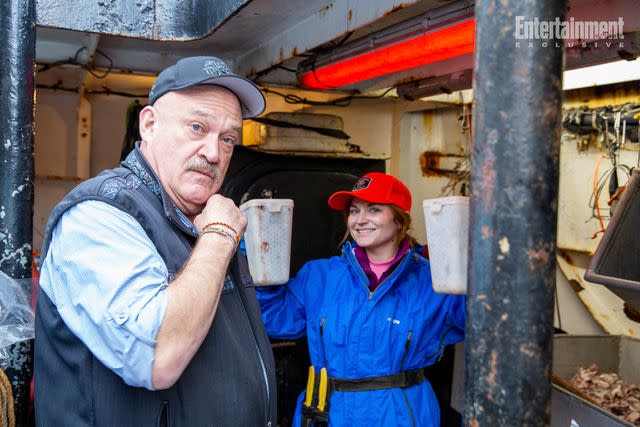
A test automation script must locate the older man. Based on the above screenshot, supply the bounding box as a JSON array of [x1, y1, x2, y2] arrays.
[[34, 57, 276, 426]]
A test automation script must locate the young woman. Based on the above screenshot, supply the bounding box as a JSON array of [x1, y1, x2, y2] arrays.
[[256, 172, 465, 426]]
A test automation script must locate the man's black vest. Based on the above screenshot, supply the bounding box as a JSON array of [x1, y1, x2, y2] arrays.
[[34, 148, 276, 426]]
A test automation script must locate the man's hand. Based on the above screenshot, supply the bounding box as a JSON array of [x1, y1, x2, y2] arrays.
[[193, 194, 247, 237]]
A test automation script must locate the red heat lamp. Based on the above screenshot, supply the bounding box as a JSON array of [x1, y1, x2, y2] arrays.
[[298, 16, 476, 90]]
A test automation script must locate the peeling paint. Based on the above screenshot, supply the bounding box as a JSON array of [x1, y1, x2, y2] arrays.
[[498, 236, 510, 254], [11, 184, 25, 197], [4, 138, 10, 149], [0, 242, 32, 269]]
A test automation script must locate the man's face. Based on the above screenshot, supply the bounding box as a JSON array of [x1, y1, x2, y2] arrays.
[[139, 85, 243, 218]]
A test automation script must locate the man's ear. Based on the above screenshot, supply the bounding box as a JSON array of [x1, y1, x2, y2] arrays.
[[139, 106, 157, 142]]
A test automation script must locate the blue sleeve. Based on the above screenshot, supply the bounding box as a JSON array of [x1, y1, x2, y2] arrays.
[[443, 294, 466, 346], [255, 261, 315, 340], [39, 200, 168, 390]]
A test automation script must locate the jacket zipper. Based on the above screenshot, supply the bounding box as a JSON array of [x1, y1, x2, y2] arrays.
[[400, 331, 416, 427], [345, 246, 411, 300], [424, 325, 455, 365], [233, 288, 272, 426], [319, 316, 328, 369]]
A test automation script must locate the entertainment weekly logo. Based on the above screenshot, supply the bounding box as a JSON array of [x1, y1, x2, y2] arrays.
[[514, 16, 625, 48]]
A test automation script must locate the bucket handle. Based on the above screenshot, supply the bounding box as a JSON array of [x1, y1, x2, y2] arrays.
[[429, 202, 444, 214]]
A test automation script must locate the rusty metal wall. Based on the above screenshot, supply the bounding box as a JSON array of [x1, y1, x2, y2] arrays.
[[35, 0, 249, 41], [464, 0, 567, 425]]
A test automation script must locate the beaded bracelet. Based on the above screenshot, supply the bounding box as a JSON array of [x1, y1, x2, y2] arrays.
[[200, 225, 240, 246], [201, 221, 238, 235]]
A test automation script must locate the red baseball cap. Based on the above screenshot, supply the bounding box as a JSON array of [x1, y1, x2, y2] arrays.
[[328, 172, 412, 212]]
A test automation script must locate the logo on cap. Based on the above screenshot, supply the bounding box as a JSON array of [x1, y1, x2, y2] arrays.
[[352, 177, 371, 191], [203, 60, 230, 77]]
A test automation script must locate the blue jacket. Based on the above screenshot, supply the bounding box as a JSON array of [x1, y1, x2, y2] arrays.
[[257, 242, 465, 426]]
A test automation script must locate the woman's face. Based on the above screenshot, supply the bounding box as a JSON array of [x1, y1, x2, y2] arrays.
[[347, 198, 401, 254]]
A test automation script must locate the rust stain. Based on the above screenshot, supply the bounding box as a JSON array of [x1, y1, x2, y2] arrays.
[[319, 3, 333, 15], [348, 9, 352, 22], [557, 249, 574, 265], [481, 226, 492, 240], [623, 302, 640, 323], [291, 47, 298, 57], [600, 313, 610, 321], [384, 2, 410, 17], [419, 151, 461, 177], [261, 241, 269, 251], [485, 350, 497, 388], [469, 421, 479, 427], [477, 294, 487, 300], [519, 343, 536, 358], [279, 47, 285, 62], [567, 279, 584, 293], [478, 131, 497, 211], [527, 242, 553, 272], [481, 302, 491, 311], [420, 151, 443, 176]]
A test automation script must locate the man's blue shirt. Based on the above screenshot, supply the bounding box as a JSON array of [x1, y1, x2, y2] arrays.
[[39, 200, 169, 390]]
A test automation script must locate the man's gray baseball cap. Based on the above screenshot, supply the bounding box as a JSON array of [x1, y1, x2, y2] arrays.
[[148, 56, 265, 118]]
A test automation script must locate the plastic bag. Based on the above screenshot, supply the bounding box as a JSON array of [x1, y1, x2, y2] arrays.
[[0, 271, 34, 370]]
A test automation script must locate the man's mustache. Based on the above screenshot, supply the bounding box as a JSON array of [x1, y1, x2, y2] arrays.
[[185, 158, 221, 181]]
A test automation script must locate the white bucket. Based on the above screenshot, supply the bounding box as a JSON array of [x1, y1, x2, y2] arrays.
[[422, 196, 469, 294], [240, 199, 294, 285]]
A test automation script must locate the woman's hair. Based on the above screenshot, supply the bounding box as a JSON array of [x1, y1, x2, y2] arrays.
[[338, 203, 419, 248]]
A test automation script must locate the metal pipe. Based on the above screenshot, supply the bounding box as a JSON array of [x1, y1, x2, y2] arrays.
[[464, 0, 567, 426], [0, 0, 36, 424]]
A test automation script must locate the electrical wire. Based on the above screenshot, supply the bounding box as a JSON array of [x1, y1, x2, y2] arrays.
[[36, 84, 148, 99], [588, 157, 632, 238], [37, 46, 114, 79], [260, 86, 395, 107]]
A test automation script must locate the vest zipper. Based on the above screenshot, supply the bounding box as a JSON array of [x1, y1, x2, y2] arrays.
[[233, 288, 271, 426], [156, 400, 169, 427]]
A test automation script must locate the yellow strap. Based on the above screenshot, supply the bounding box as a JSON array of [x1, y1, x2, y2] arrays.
[[318, 367, 329, 412], [304, 366, 315, 407]]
